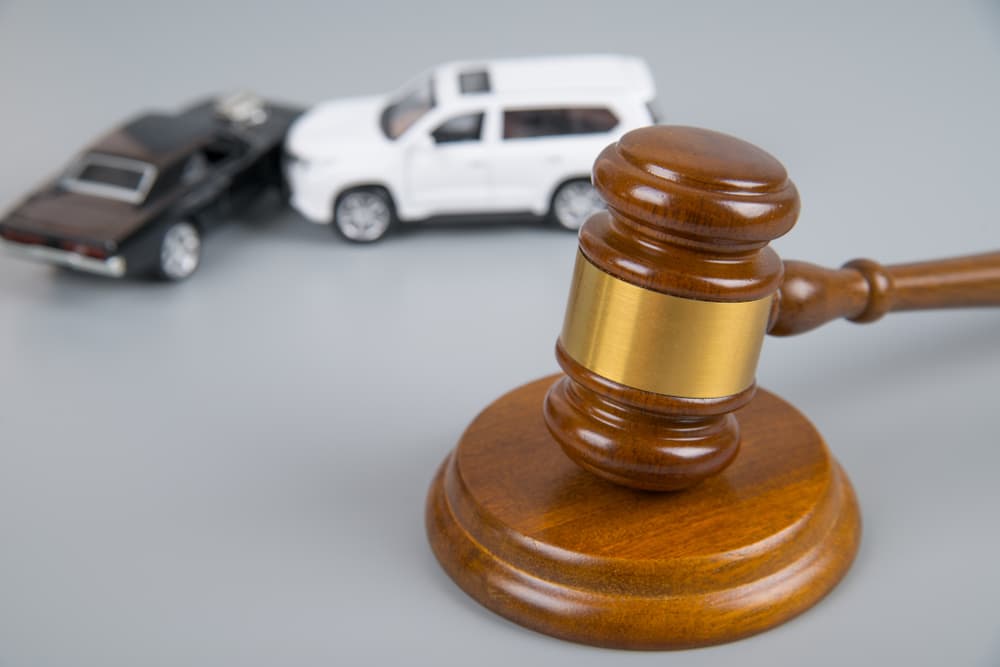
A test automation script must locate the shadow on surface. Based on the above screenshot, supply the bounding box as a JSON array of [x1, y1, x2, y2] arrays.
[[773, 312, 1000, 407]]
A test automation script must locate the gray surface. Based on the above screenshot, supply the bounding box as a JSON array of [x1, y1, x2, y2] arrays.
[[1, 1, 999, 665]]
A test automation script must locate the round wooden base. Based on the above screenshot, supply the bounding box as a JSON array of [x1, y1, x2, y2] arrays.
[[426, 375, 861, 650]]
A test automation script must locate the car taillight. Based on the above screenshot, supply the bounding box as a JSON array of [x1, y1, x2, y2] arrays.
[[1, 228, 47, 245], [60, 241, 108, 259]]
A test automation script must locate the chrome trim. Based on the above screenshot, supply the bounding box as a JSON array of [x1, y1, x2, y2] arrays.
[[61, 153, 157, 205], [1, 239, 127, 277]]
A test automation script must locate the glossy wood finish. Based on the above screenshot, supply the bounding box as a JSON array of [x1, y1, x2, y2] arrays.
[[548, 126, 800, 490], [427, 375, 861, 650], [771, 252, 1000, 335], [549, 126, 1000, 491], [426, 125, 996, 648], [583, 126, 798, 301]]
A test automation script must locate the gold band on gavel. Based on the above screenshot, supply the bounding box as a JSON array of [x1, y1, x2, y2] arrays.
[[559, 251, 772, 399]]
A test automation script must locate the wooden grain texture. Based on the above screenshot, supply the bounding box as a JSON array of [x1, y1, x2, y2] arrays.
[[545, 343, 745, 490], [584, 125, 798, 301], [550, 126, 802, 490], [551, 125, 1000, 490], [770, 252, 1000, 335], [427, 375, 861, 650]]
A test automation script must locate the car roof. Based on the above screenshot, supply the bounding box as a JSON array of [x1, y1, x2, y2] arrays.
[[433, 54, 656, 104], [85, 101, 220, 169]]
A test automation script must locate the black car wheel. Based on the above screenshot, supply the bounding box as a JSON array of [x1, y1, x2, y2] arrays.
[[156, 221, 201, 281]]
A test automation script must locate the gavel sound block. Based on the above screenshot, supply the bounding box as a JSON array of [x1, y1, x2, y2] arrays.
[[425, 126, 1000, 649]]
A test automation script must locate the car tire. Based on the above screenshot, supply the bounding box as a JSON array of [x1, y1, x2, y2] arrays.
[[333, 188, 397, 243], [155, 220, 201, 281], [550, 179, 605, 231]]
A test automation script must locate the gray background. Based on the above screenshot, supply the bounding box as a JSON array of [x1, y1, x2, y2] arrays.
[[1, 1, 999, 665]]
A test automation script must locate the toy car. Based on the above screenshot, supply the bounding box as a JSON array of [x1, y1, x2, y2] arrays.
[[284, 54, 659, 242], [0, 93, 300, 280]]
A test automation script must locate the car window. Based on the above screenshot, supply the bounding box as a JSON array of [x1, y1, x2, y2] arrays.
[[182, 152, 209, 184], [60, 153, 157, 204], [571, 108, 619, 133], [503, 107, 619, 139], [381, 74, 436, 140], [431, 112, 484, 144], [459, 70, 490, 94], [77, 162, 144, 189], [203, 136, 246, 164]]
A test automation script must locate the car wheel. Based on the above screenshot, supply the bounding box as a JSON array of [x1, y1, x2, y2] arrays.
[[551, 179, 605, 231], [334, 188, 396, 243], [156, 221, 201, 281]]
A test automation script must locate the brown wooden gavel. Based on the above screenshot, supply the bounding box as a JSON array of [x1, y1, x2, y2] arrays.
[[543, 126, 1000, 491], [427, 124, 998, 648], [773, 252, 1000, 335]]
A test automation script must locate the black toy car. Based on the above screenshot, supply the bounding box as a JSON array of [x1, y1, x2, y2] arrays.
[[0, 93, 300, 281]]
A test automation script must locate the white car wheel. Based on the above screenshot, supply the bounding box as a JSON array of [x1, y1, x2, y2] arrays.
[[334, 189, 395, 242], [158, 221, 201, 281], [552, 180, 605, 231]]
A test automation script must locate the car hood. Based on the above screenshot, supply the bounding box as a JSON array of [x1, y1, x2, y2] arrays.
[[285, 95, 390, 160], [3, 189, 146, 245]]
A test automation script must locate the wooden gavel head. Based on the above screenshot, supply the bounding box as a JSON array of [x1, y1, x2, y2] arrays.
[[543, 126, 800, 491]]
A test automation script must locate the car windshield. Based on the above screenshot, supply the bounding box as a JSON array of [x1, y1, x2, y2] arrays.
[[61, 153, 156, 204], [380, 74, 435, 140]]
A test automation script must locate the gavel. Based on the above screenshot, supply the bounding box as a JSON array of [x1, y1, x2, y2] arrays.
[[544, 125, 1000, 491], [426, 125, 1000, 650]]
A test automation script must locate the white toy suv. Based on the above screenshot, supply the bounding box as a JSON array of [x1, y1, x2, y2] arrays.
[[284, 54, 658, 242]]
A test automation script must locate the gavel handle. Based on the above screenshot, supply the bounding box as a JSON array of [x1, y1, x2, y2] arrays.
[[769, 251, 1000, 336]]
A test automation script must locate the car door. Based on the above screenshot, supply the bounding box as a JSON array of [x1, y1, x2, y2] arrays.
[[405, 111, 492, 216], [490, 108, 573, 212], [492, 107, 619, 214], [205, 134, 256, 213], [179, 135, 250, 227]]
